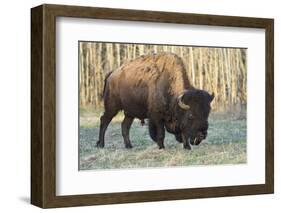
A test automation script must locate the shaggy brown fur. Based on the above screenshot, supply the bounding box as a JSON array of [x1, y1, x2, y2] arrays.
[[96, 53, 214, 150]]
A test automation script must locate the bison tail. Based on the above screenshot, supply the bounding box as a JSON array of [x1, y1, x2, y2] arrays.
[[102, 71, 113, 99], [148, 120, 157, 143]]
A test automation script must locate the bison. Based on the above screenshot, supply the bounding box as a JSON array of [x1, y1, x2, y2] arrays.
[[96, 53, 214, 150]]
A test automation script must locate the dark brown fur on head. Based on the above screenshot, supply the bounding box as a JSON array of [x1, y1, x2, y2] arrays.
[[176, 89, 214, 146], [149, 89, 214, 147]]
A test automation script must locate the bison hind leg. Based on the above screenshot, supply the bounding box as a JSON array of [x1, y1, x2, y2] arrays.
[[121, 115, 134, 149], [148, 120, 157, 142], [96, 110, 118, 148]]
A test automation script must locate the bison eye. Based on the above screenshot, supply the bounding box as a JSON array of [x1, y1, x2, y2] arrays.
[[188, 113, 194, 120]]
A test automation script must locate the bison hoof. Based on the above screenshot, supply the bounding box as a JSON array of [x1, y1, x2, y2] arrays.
[[125, 143, 133, 149], [183, 144, 192, 150], [96, 141, 104, 148], [158, 145, 165, 149]]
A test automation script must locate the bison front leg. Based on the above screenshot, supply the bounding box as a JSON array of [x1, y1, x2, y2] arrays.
[[181, 133, 191, 150], [154, 121, 165, 149], [121, 115, 134, 149]]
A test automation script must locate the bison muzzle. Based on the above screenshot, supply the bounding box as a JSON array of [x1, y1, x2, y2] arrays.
[[96, 53, 214, 150]]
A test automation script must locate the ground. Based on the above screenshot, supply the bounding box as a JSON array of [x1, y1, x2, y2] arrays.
[[79, 108, 247, 170]]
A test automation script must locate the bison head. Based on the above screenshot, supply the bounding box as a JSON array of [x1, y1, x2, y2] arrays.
[[176, 89, 214, 149]]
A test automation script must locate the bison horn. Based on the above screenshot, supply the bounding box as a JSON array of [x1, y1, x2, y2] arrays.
[[178, 94, 190, 110]]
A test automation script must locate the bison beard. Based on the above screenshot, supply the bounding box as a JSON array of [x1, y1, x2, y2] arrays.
[[96, 53, 214, 150]]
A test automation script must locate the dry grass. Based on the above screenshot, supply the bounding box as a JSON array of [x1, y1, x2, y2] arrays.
[[79, 108, 247, 170]]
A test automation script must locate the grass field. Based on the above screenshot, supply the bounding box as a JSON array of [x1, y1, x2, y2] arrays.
[[79, 108, 247, 170]]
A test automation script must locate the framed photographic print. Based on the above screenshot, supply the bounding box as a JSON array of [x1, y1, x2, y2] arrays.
[[31, 4, 274, 208]]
